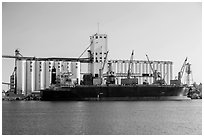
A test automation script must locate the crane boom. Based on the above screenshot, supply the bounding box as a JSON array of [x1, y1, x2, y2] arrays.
[[178, 57, 187, 81], [145, 54, 160, 84], [78, 41, 93, 59], [101, 51, 109, 71], [99, 51, 109, 84], [145, 54, 154, 73], [127, 50, 134, 79]]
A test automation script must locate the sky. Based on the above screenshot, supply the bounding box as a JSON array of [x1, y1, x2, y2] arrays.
[[2, 2, 202, 90]]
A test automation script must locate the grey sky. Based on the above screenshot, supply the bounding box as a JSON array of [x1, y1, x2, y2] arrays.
[[2, 2, 202, 90]]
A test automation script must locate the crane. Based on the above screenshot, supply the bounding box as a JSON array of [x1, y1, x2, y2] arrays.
[[145, 54, 166, 85], [78, 41, 93, 59], [178, 57, 188, 83], [99, 51, 109, 79], [145, 54, 157, 83], [127, 50, 134, 79]]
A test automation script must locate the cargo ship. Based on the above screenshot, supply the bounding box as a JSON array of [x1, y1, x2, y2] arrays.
[[40, 65, 189, 101], [40, 54, 189, 101], [40, 33, 190, 101], [40, 85, 188, 101]]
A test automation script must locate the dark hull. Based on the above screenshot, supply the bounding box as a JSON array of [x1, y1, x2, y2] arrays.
[[40, 85, 190, 101]]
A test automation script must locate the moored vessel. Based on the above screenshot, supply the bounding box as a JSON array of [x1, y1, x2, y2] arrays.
[[40, 33, 190, 101], [40, 85, 189, 101]]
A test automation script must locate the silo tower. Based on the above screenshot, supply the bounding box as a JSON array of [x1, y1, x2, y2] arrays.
[[88, 33, 108, 77]]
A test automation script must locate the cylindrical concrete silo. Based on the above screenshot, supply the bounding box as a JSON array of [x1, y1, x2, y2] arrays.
[[21, 60, 27, 95], [40, 61, 46, 90], [31, 61, 35, 92], [16, 60, 23, 94], [26, 61, 32, 95], [35, 61, 41, 91]]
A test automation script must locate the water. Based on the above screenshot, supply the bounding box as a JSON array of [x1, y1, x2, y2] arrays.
[[2, 100, 202, 135]]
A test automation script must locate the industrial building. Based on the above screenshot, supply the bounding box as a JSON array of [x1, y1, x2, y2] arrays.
[[5, 33, 174, 96]]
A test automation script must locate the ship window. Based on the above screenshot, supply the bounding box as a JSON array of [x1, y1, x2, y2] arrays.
[[96, 60, 98, 63], [100, 57, 102, 59], [95, 53, 97, 55], [100, 36, 102, 38], [104, 36, 106, 38], [100, 52, 102, 54], [96, 36, 98, 39]]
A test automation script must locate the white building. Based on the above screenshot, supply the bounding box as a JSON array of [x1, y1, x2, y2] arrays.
[[88, 33, 108, 77]]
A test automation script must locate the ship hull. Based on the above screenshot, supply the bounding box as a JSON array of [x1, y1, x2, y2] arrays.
[[40, 85, 190, 101]]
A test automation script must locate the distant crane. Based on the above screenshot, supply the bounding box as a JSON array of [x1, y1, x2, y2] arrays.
[[178, 57, 188, 84], [127, 50, 134, 79]]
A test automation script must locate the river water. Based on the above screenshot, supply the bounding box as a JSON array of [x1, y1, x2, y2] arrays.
[[2, 100, 202, 135]]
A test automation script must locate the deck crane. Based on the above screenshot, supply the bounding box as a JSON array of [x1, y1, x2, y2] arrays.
[[145, 54, 165, 85], [99, 51, 109, 80], [127, 50, 134, 79], [145, 54, 157, 83], [178, 57, 188, 84], [120, 50, 138, 85]]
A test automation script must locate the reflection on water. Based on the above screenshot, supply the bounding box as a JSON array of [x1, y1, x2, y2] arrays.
[[2, 100, 202, 135]]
